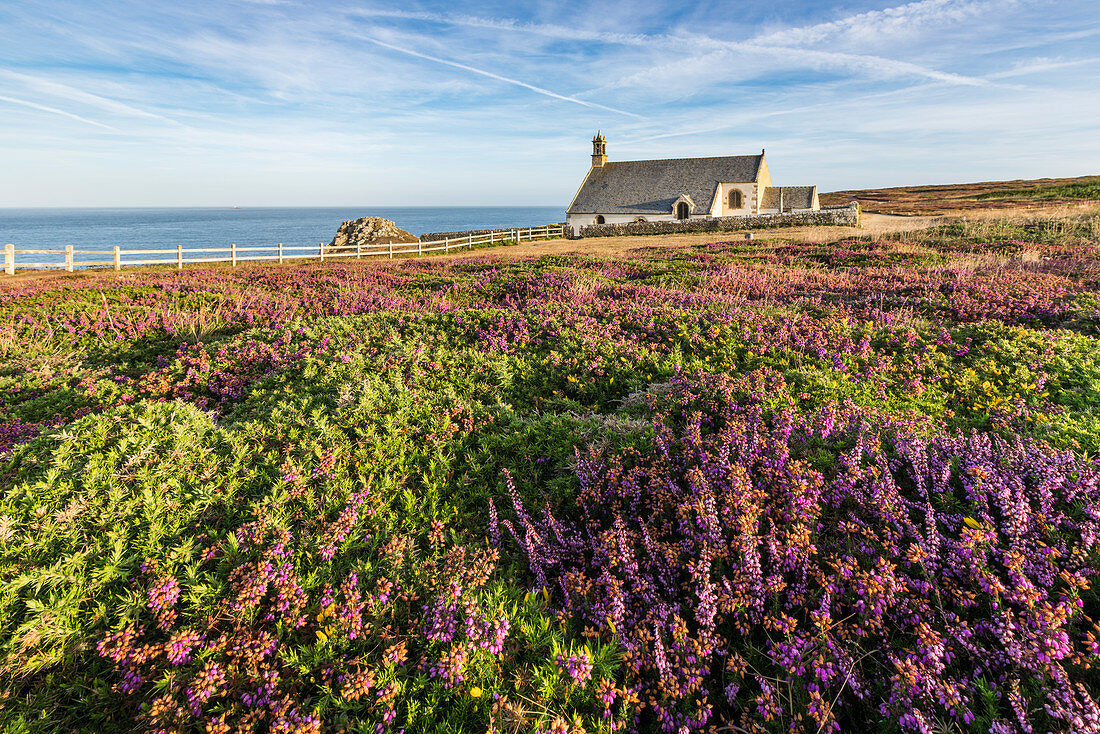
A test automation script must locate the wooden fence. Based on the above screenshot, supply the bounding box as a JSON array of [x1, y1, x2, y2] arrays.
[[3, 224, 566, 275]]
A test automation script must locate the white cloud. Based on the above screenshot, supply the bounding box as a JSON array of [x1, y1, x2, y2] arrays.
[[342, 7, 652, 46], [753, 0, 1018, 47]]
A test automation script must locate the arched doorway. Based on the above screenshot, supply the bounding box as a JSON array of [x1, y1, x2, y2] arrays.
[[595, 215, 605, 224], [676, 202, 689, 220]]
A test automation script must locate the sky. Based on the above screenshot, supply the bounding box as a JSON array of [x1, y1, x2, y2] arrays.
[[0, 0, 1098, 207]]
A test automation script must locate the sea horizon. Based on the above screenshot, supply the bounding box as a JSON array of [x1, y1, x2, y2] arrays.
[[0, 205, 565, 267], [0, 204, 560, 210]]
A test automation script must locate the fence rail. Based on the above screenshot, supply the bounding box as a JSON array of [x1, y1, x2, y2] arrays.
[[2, 224, 566, 275]]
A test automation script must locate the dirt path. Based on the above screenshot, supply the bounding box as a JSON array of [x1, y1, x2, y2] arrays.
[[431, 212, 939, 261], [433, 203, 1098, 262]]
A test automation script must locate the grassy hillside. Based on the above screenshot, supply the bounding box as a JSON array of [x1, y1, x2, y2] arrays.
[[974, 179, 1100, 201], [821, 174, 1100, 215], [2, 213, 1100, 733]]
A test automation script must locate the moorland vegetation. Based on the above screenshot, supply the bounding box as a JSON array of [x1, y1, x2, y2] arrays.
[[821, 176, 1100, 215], [2, 212, 1100, 733]]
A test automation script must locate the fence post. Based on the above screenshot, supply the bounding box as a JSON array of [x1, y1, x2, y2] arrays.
[[467, 233, 472, 249], [417, 239, 422, 256], [177, 243, 183, 270], [113, 246, 120, 271], [389, 241, 393, 259], [65, 245, 74, 272], [278, 243, 283, 264], [231, 243, 237, 267], [357, 242, 362, 260], [445, 237, 450, 254], [4, 244, 13, 275], [319, 243, 324, 263]]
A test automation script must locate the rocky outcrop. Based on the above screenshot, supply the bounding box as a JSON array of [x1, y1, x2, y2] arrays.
[[327, 217, 418, 251]]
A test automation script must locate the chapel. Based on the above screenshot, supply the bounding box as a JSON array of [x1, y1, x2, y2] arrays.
[[566, 133, 819, 236]]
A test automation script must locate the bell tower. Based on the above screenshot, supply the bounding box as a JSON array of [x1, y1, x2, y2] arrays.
[[591, 131, 607, 168]]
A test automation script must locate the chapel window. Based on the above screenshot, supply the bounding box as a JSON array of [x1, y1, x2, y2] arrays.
[[675, 202, 690, 220], [728, 190, 742, 209]]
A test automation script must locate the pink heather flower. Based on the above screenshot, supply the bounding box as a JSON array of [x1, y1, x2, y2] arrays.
[[488, 498, 500, 547], [556, 652, 592, 684], [167, 629, 204, 665], [147, 575, 181, 613]]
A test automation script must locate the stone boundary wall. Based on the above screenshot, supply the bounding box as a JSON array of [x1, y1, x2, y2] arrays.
[[420, 224, 565, 242], [572, 204, 859, 239]]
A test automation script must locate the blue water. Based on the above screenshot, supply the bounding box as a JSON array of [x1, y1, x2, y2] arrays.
[[0, 206, 564, 267]]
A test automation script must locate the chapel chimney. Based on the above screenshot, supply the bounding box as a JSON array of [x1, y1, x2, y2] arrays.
[[591, 131, 607, 168]]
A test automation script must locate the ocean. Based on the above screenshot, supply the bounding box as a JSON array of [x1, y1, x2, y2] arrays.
[[0, 206, 564, 268]]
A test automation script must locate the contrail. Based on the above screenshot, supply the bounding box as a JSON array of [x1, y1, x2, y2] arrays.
[[347, 8, 990, 89], [0, 68, 190, 126], [352, 33, 643, 119], [0, 93, 116, 130]]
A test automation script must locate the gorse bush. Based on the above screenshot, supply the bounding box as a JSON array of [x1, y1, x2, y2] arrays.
[[2, 212, 1100, 732]]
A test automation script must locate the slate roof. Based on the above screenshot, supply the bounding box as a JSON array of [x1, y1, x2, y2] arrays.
[[760, 186, 817, 211], [568, 155, 763, 215]]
